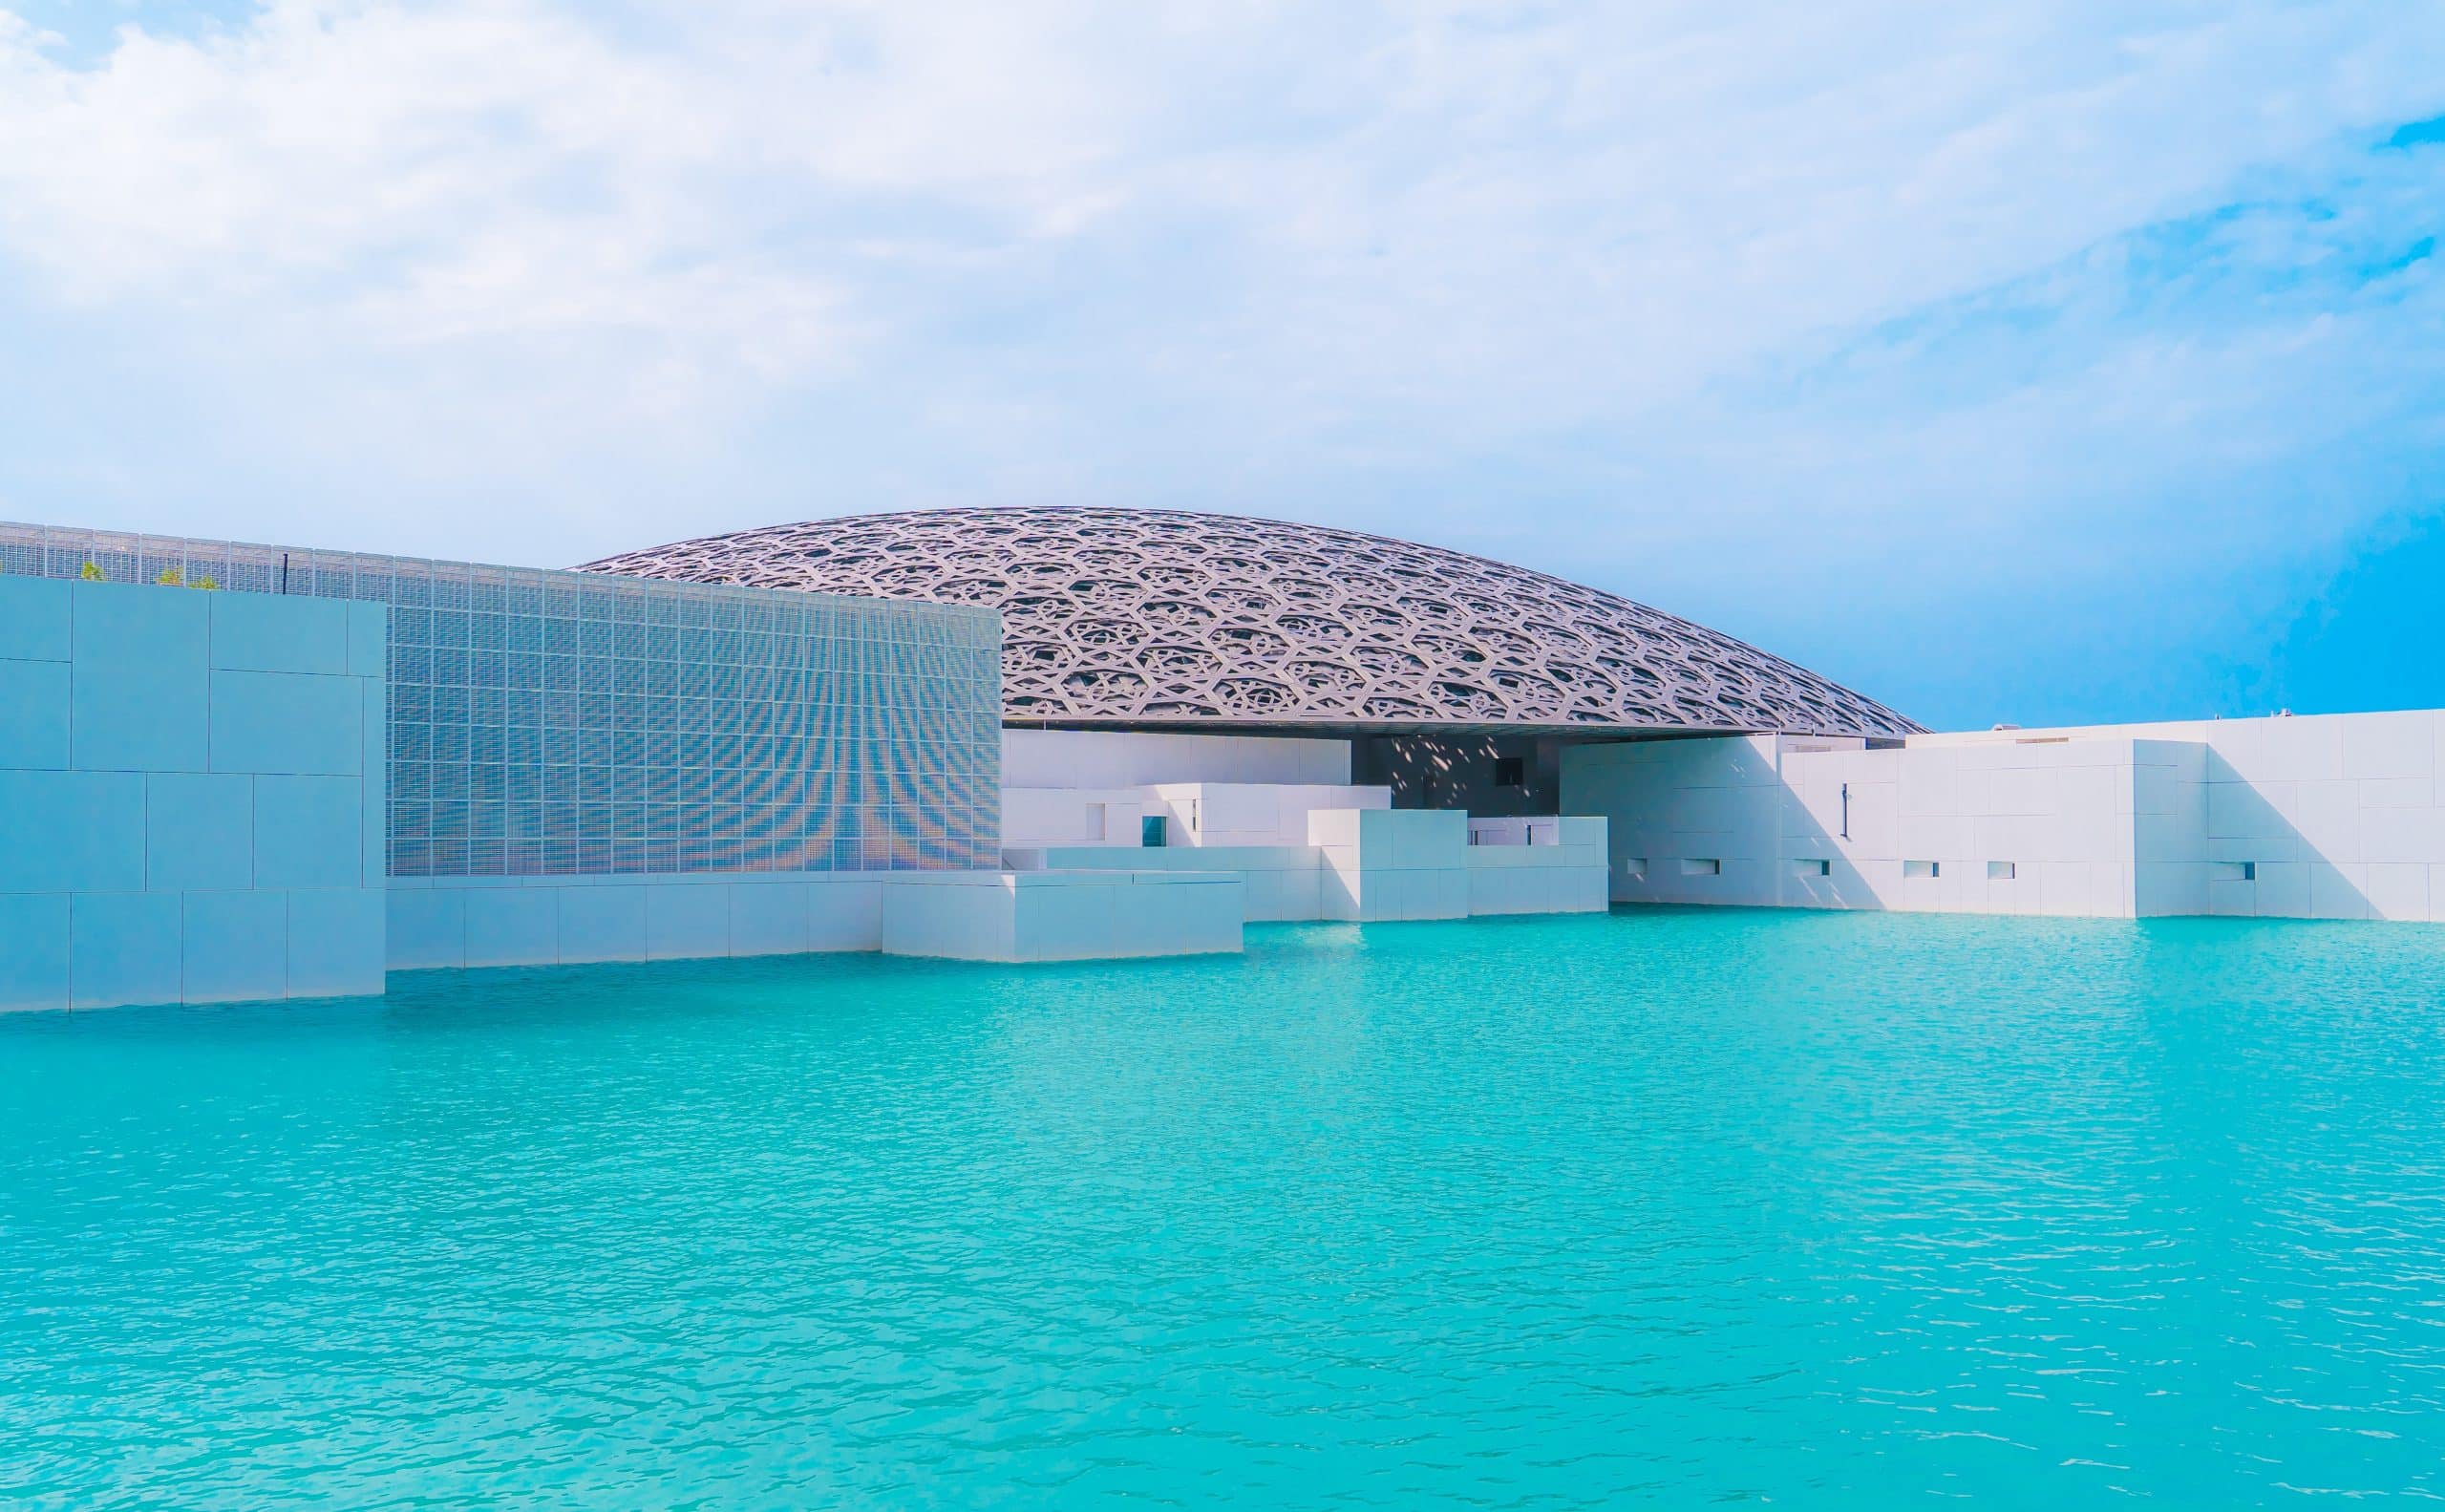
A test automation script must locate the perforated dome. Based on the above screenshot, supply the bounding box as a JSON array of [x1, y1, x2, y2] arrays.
[[580, 507, 1919, 737]]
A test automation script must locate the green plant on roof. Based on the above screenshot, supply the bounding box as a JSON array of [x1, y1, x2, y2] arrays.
[[157, 565, 184, 586], [78, 562, 104, 581], [194, 574, 219, 590]]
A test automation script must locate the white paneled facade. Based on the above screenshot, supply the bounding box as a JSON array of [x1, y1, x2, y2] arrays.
[[1563, 710, 2445, 922]]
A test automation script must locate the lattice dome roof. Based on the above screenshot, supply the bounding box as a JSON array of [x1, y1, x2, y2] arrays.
[[580, 507, 1920, 737]]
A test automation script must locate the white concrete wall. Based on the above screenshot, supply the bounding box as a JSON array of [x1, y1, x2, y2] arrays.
[[1562, 710, 2445, 922], [1140, 781, 1391, 846], [397, 865, 1250, 967], [1001, 787, 1147, 850], [1003, 728, 1351, 788], [1914, 711, 2445, 922], [1308, 808, 1470, 922], [1010, 844, 1325, 922], [1464, 817, 1609, 915], [386, 871, 892, 969], [0, 577, 388, 1011], [1010, 817, 1607, 925], [879, 870, 1244, 963]]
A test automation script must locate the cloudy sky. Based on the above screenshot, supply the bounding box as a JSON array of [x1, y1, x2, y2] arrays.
[[0, 0, 2439, 729]]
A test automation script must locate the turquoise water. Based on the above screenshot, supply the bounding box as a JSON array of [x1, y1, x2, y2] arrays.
[[6, 909, 2445, 1507]]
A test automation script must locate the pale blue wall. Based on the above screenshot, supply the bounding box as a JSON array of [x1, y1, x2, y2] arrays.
[[2, 522, 1004, 880], [0, 577, 387, 1012], [386, 872, 887, 969]]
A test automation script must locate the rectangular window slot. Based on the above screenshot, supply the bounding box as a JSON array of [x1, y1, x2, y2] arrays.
[[2213, 861, 2257, 882], [1680, 858, 1722, 877], [1988, 861, 2016, 881], [1493, 756, 1525, 787], [1793, 858, 1831, 878], [1903, 860, 1939, 879], [1621, 857, 1646, 879]]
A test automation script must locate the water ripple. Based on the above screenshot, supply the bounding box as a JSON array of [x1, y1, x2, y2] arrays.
[[6, 910, 2445, 1506]]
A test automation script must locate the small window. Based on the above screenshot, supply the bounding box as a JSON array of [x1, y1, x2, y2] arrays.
[[1622, 857, 1647, 879], [1493, 756, 1525, 787], [1987, 861, 2016, 881], [1680, 858, 1722, 877], [1140, 815, 1167, 848], [2243, 861, 2257, 882], [1083, 802, 1107, 841], [1903, 860, 1939, 880], [2213, 861, 2256, 882], [1793, 858, 1831, 878]]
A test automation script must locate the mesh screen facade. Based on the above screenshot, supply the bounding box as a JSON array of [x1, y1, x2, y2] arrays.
[[0, 522, 1002, 877], [584, 506, 1922, 737]]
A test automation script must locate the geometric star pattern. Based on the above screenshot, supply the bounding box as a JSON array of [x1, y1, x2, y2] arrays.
[[580, 506, 1922, 738]]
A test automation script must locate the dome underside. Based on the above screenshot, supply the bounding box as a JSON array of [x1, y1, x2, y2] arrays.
[[579, 508, 1920, 738]]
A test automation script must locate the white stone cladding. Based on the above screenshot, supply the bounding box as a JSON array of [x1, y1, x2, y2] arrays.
[[1562, 709, 2445, 922]]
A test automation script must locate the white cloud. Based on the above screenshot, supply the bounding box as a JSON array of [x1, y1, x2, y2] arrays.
[[0, 0, 2436, 723]]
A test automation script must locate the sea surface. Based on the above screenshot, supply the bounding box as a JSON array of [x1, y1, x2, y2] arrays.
[[6, 908, 2445, 1508]]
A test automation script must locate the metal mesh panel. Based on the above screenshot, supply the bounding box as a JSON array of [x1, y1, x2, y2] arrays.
[[579, 506, 1922, 738], [0, 521, 1003, 878]]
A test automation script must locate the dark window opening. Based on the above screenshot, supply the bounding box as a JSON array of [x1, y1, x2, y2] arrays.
[[1493, 756, 1525, 788], [1141, 815, 1167, 847]]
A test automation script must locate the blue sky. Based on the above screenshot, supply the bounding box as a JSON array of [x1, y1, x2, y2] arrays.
[[0, 1, 2439, 731]]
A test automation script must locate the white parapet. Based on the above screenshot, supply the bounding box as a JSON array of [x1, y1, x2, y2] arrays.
[[1139, 781, 1391, 846], [878, 870, 1244, 963], [1010, 812, 1609, 925], [1003, 728, 1352, 787], [1010, 844, 1327, 921], [1463, 815, 1609, 915]]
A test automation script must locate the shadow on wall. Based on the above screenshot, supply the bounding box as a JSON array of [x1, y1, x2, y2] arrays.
[[1356, 734, 1563, 818], [1570, 732, 2385, 920]]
